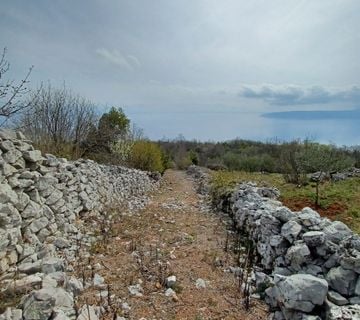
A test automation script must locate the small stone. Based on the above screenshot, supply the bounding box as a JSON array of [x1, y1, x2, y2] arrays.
[[349, 296, 360, 304], [93, 273, 105, 287], [0, 183, 19, 205], [195, 278, 206, 289], [67, 276, 84, 295], [297, 207, 321, 227], [285, 242, 310, 269], [121, 302, 131, 311], [327, 291, 349, 306], [281, 220, 302, 243], [41, 257, 64, 274], [166, 275, 177, 288], [302, 231, 325, 247], [54, 237, 71, 249], [165, 288, 176, 297], [128, 284, 143, 297], [96, 290, 108, 298]]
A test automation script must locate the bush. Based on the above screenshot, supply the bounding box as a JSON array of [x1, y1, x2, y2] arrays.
[[129, 140, 164, 173]]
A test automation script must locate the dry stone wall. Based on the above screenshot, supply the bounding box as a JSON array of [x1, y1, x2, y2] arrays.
[[0, 129, 159, 319], [188, 165, 360, 320]]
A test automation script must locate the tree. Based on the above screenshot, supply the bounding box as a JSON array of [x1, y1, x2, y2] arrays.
[[18, 84, 97, 158], [0, 48, 36, 125], [98, 107, 130, 141], [296, 142, 355, 206], [277, 140, 306, 184], [189, 150, 199, 165]]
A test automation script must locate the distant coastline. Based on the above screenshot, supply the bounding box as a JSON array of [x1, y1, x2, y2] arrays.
[[262, 109, 360, 120]]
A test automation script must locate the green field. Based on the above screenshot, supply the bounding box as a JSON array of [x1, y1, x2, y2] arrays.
[[210, 171, 360, 233]]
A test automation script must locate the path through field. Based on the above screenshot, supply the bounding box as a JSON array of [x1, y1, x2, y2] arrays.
[[78, 170, 267, 320]]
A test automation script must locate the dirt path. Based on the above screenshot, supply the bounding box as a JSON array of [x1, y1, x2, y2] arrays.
[[78, 170, 268, 320]]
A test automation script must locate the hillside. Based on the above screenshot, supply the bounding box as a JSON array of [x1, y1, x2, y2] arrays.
[[1, 131, 360, 320]]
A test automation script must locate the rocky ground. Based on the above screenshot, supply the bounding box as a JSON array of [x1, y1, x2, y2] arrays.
[[74, 170, 268, 320]]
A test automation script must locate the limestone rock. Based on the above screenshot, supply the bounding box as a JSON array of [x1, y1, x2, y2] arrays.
[[41, 258, 65, 274], [22, 291, 55, 320], [77, 305, 98, 320], [0, 183, 19, 205], [128, 284, 143, 297], [22, 150, 43, 163], [275, 274, 328, 313], [323, 221, 352, 244], [166, 275, 177, 288], [303, 231, 325, 247], [327, 291, 349, 306], [281, 220, 302, 243], [195, 278, 206, 289], [327, 304, 360, 320], [285, 242, 310, 269], [326, 266, 357, 296]]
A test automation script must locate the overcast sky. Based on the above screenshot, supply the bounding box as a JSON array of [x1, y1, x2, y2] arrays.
[[1, 0, 360, 144]]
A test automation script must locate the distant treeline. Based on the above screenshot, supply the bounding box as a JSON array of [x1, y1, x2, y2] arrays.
[[159, 138, 360, 174]]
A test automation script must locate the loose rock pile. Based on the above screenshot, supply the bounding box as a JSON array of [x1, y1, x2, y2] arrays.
[[0, 129, 159, 319], [188, 166, 360, 320]]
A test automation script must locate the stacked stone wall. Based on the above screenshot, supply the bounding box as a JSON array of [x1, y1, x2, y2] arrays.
[[0, 129, 159, 319], [188, 165, 360, 320]]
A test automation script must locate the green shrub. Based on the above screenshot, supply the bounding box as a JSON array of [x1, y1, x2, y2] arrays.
[[129, 140, 164, 173]]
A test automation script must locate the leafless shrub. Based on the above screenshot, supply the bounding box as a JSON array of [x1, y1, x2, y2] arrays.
[[0, 48, 38, 126], [18, 83, 97, 158]]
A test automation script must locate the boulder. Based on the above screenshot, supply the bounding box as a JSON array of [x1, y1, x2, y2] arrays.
[[326, 266, 357, 296], [22, 150, 43, 163], [275, 274, 328, 313], [22, 291, 55, 320]]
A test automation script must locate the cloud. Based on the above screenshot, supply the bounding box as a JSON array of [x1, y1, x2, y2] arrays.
[[239, 84, 360, 106], [96, 48, 141, 70]]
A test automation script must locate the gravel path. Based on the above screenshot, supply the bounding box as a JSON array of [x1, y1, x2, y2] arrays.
[[76, 170, 268, 320]]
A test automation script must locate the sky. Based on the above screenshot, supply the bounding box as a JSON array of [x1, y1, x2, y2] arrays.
[[1, 0, 360, 145]]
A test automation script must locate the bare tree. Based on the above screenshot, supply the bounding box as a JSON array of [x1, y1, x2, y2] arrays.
[[0, 48, 36, 126], [18, 84, 97, 158]]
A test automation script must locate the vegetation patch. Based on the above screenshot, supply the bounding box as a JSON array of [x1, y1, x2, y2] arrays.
[[210, 170, 360, 233]]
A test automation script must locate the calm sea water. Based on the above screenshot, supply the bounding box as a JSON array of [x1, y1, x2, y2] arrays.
[[125, 108, 360, 146]]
